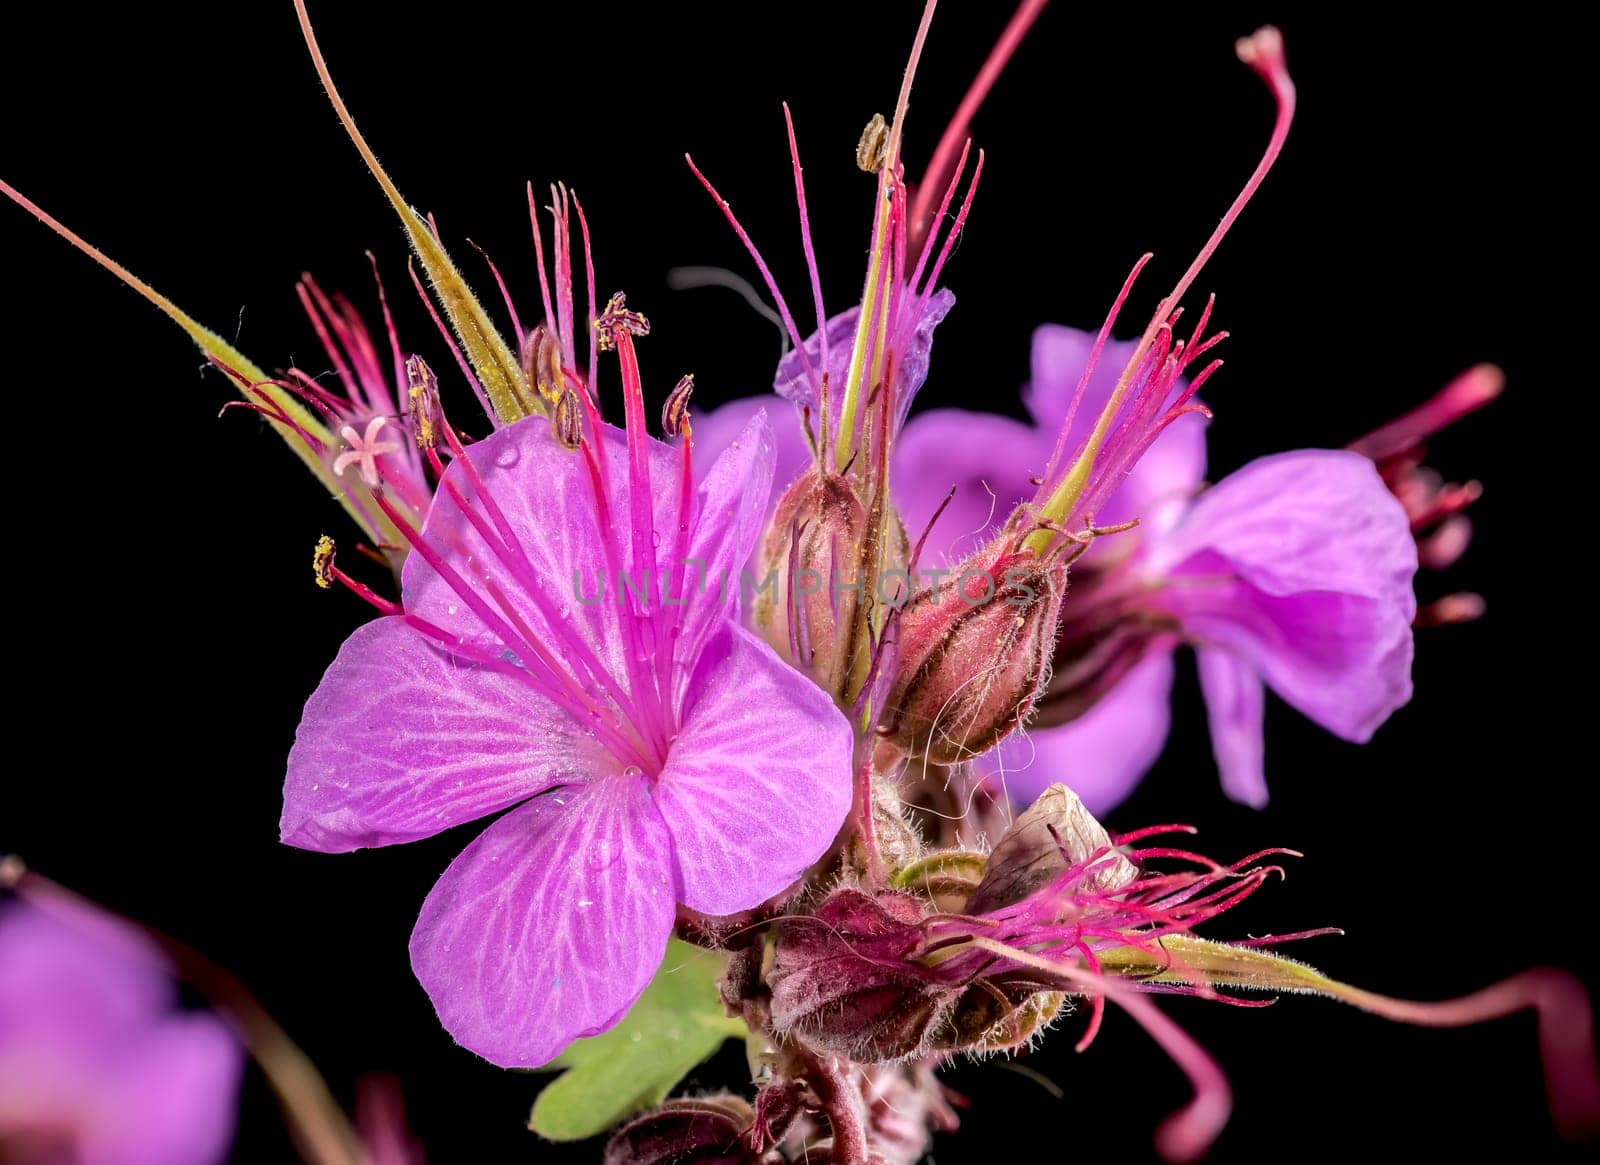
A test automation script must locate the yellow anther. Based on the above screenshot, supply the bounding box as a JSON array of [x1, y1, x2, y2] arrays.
[[312, 535, 337, 589]]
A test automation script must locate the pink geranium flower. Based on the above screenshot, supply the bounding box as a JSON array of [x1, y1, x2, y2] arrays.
[[282, 303, 853, 1068], [894, 325, 1416, 811], [0, 896, 241, 1165]]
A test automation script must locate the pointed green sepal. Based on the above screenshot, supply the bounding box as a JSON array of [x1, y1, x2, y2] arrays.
[[891, 850, 987, 913], [295, 0, 535, 425], [0, 178, 401, 552], [1098, 934, 1349, 997]]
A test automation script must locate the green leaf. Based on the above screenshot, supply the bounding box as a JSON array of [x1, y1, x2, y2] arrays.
[[528, 940, 747, 1142]]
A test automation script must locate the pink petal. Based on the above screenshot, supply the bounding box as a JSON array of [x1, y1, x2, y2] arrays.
[[409, 777, 675, 1068], [401, 417, 682, 693], [0, 899, 170, 1042], [1195, 648, 1268, 808], [1154, 450, 1416, 597], [88, 1015, 242, 1165], [1022, 324, 1104, 423], [677, 412, 777, 665], [687, 399, 809, 590], [1154, 450, 1417, 742], [654, 623, 854, 916], [0, 902, 241, 1165], [692, 395, 811, 499], [978, 652, 1177, 817], [892, 408, 1042, 562], [774, 291, 956, 438], [403, 412, 781, 720], [282, 618, 609, 853]]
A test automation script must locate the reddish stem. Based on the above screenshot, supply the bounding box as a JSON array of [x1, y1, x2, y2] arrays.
[[811, 1056, 872, 1165], [910, 0, 1050, 254]]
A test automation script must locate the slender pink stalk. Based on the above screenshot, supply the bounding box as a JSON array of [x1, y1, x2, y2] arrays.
[[1349, 364, 1505, 461], [1113, 989, 1233, 1164], [684, 154, 819, 389], [1335, 970, 1600, 1141], [910, 0, 1050, 249], [784, 103, 830, 381]]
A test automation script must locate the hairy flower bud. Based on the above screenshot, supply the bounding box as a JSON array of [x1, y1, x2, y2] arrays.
[[967, 783, 1137, 915], [931, 980, 1065, 1053], [848, 775, 926, 880], [603, 1096, 762, 1165], [768, 889, 953, 1063], [751, 469, 872, 697], [890, 850, 986, 913], [884, 546, 1066, 764]]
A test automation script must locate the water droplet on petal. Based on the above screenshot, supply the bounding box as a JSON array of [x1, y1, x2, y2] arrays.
[[494, 445, 520, 469]]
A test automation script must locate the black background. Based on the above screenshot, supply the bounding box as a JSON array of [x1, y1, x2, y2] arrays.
[[2, 3, 1584, 1162]]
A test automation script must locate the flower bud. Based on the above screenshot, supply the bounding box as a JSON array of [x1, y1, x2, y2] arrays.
[[603, 1096, 760, 1165], [884, 546, 1066, 764], [768, 889, 953, 1063], [848, 776, 926, 880], [889, 850, 987, 913], [967, 783, 1137, 915], [750, 469, 872, 697], [930, 980, 1065, 1053]]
